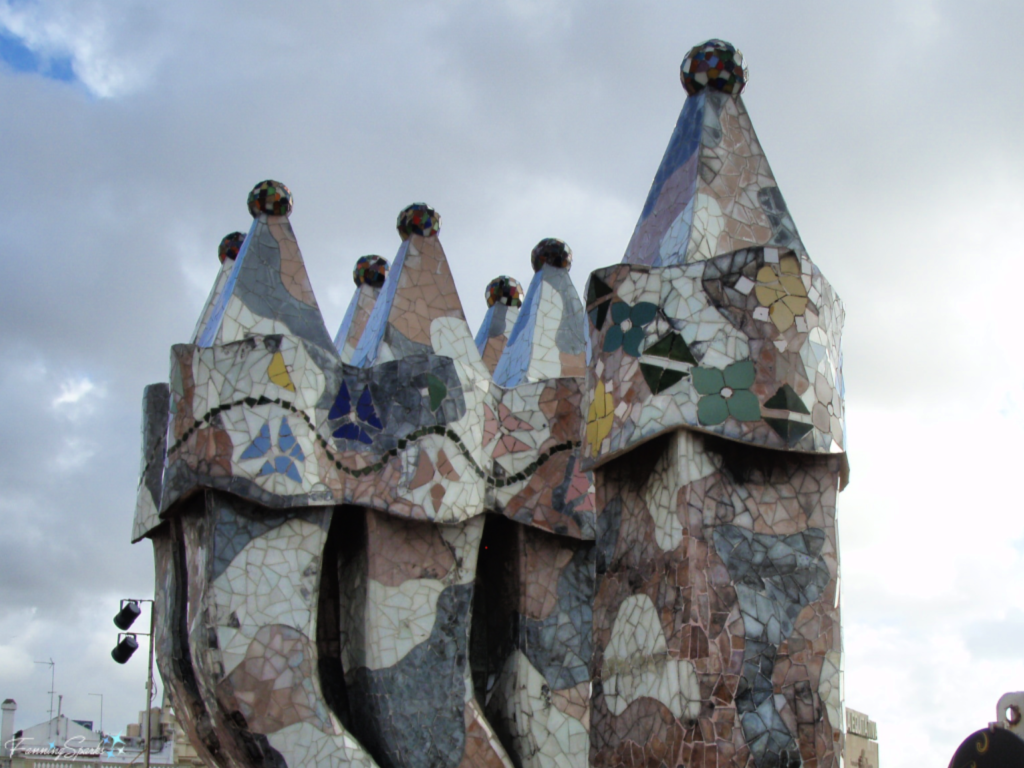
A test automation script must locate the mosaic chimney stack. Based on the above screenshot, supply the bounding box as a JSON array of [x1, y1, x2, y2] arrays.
[[334, 255, 389, 363], [584, 40, 847, 768], [329, 205, 510, 768], [477, 237, 595, 768], [134, 39, 848, 768], [474, 276, 524, 373], [190, 231, 246, 343]]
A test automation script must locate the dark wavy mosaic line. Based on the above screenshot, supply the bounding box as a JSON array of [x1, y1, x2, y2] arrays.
[[166, 394, 579, 486]]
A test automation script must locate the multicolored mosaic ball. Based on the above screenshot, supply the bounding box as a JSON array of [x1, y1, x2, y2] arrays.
[[397, 203, 441, 240], [484, 276, 524, 308], [247, 180, 293, 218], [680, 39, 748, 96], [218, 232, 246, 264], [531, 238, 573, 272], [353, 255, 389, 288]]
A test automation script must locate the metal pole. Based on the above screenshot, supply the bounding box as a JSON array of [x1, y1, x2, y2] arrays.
[[33, 659, 54, 741], [89, 693, 103, 738], [113, 598, 156, 766], [144, 602, 154, 768]]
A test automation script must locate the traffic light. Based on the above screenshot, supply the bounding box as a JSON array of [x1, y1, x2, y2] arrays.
[[111, 634, 139, 664], [113, 601, 142, 631]]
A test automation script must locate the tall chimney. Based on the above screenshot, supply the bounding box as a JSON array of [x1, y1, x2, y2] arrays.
[[1, 699, 16, 757]]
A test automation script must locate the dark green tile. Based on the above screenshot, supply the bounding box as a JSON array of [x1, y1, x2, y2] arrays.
[[764, 384, 809, 414]]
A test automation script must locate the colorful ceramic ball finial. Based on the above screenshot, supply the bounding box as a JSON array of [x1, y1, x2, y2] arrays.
[[218, 232, 246, 264], [485, 275, 524, 308], [247, 180, 293, 218], [680, 39, 748, 96], [531, 238, 573, 272], [353, 254, 389, 289], [396, 202, 441, 240]]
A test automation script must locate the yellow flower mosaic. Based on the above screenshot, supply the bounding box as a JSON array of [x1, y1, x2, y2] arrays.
[[267, 351, 296, 392], [755, 254, 808, 332], [586, 379, 615, 457]]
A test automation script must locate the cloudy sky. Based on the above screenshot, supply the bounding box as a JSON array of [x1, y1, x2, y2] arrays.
[[1, 0, 1023, 764]]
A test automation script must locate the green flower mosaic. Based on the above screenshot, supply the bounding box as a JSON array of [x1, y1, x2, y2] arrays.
[[692, 360, 761, 425], [603, 301, 658, 357]]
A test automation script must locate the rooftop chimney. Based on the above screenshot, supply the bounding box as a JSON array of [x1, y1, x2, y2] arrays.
[[2, 699, 16, 757]]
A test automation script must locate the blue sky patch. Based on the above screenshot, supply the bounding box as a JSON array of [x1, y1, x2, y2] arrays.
[[0, 29, 76, 82]]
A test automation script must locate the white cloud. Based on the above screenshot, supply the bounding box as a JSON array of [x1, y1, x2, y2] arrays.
[[1, 2, 1024, 766], [0, 0, 171, 97], [53, 436, 98, 472], [0, 632, 36, 681], [840, 401, 1024, 764], [51, 377, 105, 423], [51, 377, 95, 408]]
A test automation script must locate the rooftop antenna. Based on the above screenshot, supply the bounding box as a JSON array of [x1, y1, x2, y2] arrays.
[[32, 659, 54, 741]]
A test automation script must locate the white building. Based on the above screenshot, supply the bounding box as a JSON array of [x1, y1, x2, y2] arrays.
[[1, 699, 203, 768], [844, 708, 880, 767]]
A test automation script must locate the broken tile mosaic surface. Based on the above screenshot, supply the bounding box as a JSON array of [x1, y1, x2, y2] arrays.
[[135, 39, 848, 768], [396, 202, 440, 240], [190, 234, 244, 344], [623, 39, 799, 269], [354, 254, 389, 288], [475, 276, 523, 373], [582, 46, 847, 766], [339, 511, 492, 768], [351, 208, 488, 383], [334, 256, 389, 364], [681, 38, 748, 96], [530, 237, 573, 272], [248, 180, 293, 217], [196, 187, 335, 351], [131, 383, 169, 542], [219, 231, 246, 264], [591, 432, 843, 768], [583, 249, 846, 466], [492, 241, 586, 388]]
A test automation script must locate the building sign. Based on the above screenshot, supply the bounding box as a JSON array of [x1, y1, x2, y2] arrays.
[[846, 708, 878, 740]]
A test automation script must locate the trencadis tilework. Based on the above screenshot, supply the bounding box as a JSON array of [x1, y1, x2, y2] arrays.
[[134, 39, 847, 768]]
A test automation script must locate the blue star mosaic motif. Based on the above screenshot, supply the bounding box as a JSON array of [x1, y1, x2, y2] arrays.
[[328, 381, 383, 444], [131, 37, 853, 768], [240, 418, 305, 483]]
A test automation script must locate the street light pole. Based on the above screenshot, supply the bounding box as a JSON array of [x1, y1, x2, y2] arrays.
[[144, 602, 154, 768], [110, 599, 155, 768]]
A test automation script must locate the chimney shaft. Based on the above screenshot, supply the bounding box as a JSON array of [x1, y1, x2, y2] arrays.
[[1, 699, 17, 757]]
